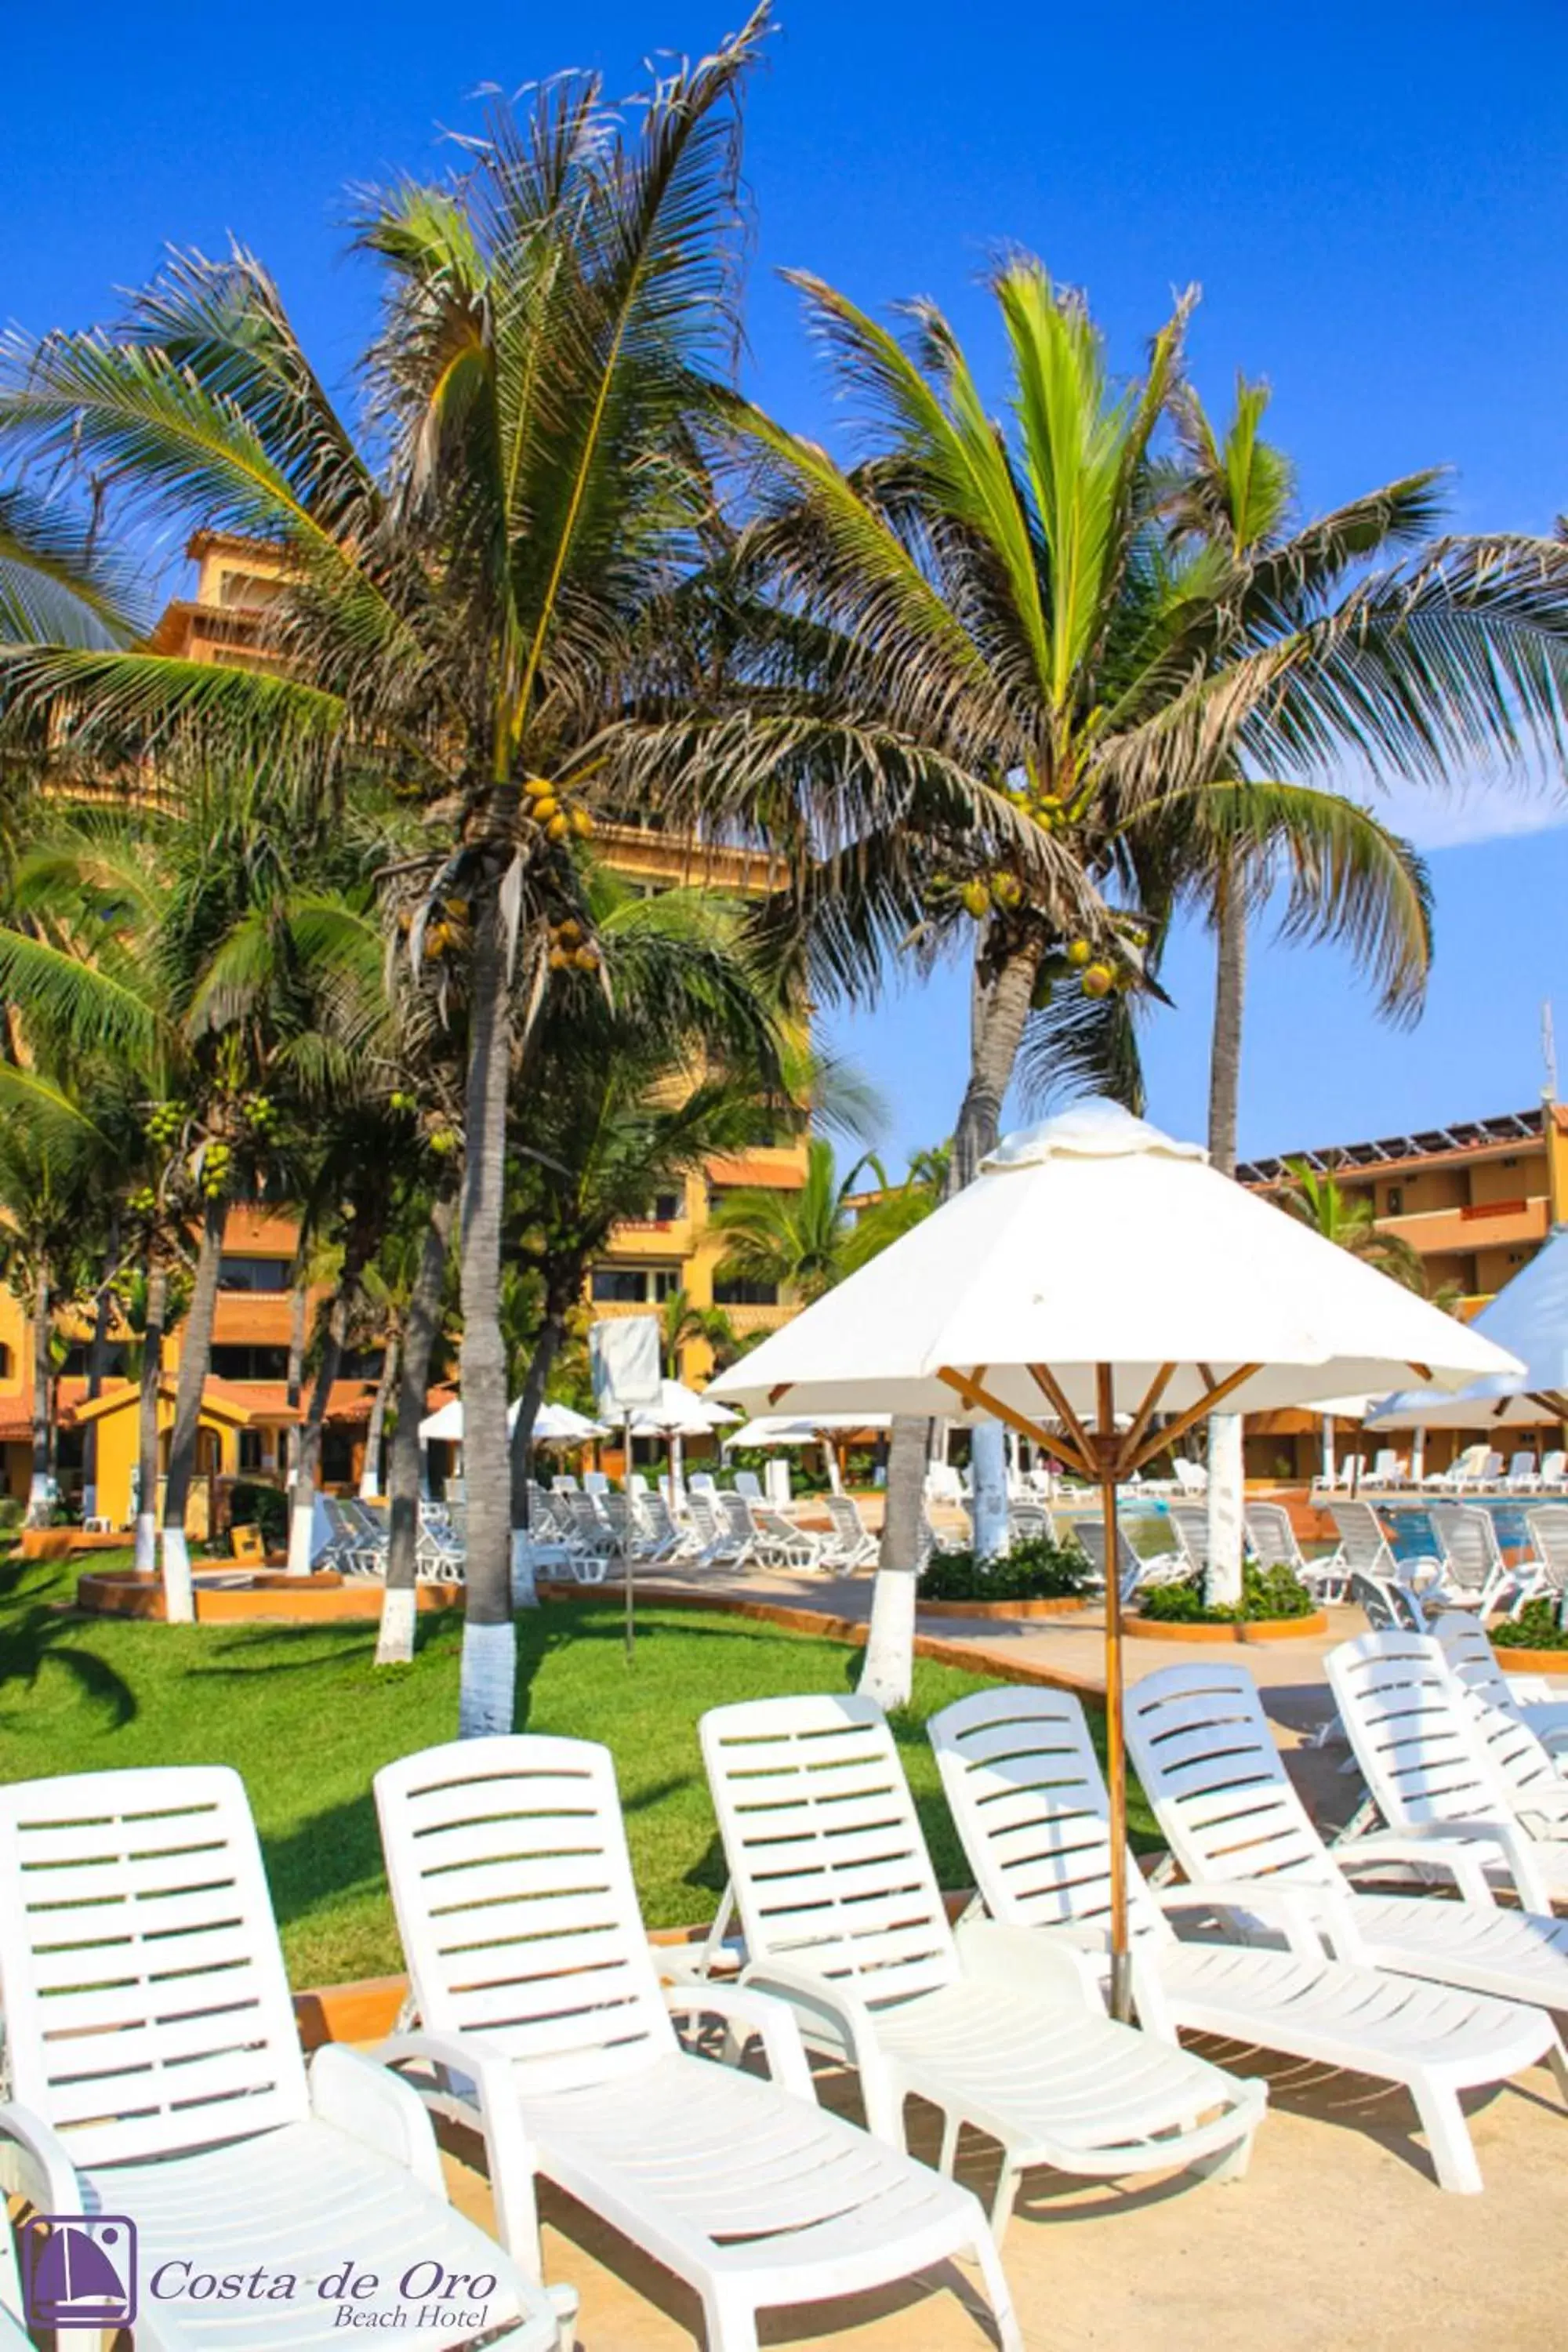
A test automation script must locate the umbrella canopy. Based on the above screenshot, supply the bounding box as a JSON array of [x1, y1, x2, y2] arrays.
[[725, 1413, 891, 1447], [626, 1377, 740, 1437], [418, 1397, 608, 1443], [1367, 1225, 1568, 1430], [713, 1102, 1521, 2018], [713, 1106, 1515, 1426]]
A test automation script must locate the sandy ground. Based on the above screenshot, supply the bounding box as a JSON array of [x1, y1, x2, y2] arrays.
[[443, 2044, 1566, 2351]]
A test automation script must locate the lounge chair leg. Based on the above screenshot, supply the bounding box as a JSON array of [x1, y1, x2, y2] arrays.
[[702, 2285, 759, 2352], [969, 2220, 1025, 2352], [1189, 2118, 1254, 2185], [939, 2109, 962, 2176], [860, 2066, 909, 2152], [1411, 2077, 1483, 2194], [1546, 2034, 1568, 2107], [987, 2154, 1018, 2243]]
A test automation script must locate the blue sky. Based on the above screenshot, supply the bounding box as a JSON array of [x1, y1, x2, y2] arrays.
[[7, 0, 1567, 1164]]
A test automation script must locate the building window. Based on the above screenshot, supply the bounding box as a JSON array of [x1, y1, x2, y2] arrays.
[[652, 1192, 682, 1223], [59, 1343, 129, 1377], [0, 1341, 11, 1378], [219, 1256, 292, 1293], [210, 1345, 291, 1381], [712, 1276, 779, 1306], [237, 1430, 267, 1472], [591, 1266, 681, 1304], [1385, 1186, 1403, 1215]]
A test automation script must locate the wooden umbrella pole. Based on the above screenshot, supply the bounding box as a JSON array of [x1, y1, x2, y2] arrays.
[[1096, 1363, 1133, 2024]]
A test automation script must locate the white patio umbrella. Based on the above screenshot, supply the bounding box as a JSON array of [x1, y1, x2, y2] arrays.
[[724, 1413, 890, 1494], [1367, 1227, 1568, 1431], [713, 1102, 1521, 2016], [418, 1396, 608, 1444], [626, 1377, 738, 1500]]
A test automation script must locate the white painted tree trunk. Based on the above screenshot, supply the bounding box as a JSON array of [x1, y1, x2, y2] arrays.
[[134, 1512, 158, 1576], [459, 1617, 517, 1737], [161, 1526, 194, 1626], [822, 1439, 842, 1494], [287, 1497, 316, 1577], [1320, 1417, 1335, 1486], [1410, 1427, 1426, 1484], [1205, 1413, 1246, 1606], [374, 1583, 417, 1670], [969, 1419, 1011, 1561], [858, 1561, 917, 1708]]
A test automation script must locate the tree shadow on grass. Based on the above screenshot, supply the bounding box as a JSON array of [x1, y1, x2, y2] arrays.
[[0, 1550, 136, 1728]]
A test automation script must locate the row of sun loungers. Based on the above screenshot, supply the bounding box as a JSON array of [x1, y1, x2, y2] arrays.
[[6, 1630, 1563, 2350], [1315, 1445, 1568, 1496]]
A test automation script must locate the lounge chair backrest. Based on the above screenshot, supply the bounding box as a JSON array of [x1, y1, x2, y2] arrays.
[[1483, 1453, 1504, 1483], [1432, 1611, 1530, 1720], [625, 1472, 648, 1496], [0, 1766, 309, 2167], [1008, 1500, 1051, 1542], [1327, 1499, 1394, 1573], [1429, 1503, 1501, 1590], [1069, 1515, 1139, 1579], [1540, 1450, 1566, 1486], [1350, 1570, 1428, 1632], [1371, 1450, 1403, 1483], [583, 1471, 609, 1497], [565, 1492, 610, 1548], [826, 1493, 871, 1549], [1525, 1504, 1568, 1592], [687, 1492, 719, 1546], [1122, 1664, 1333, 1892], [1326, 1631, 1506, 1835], [716, 1492, 754, 1543], [1173, 1458, 1207, 1497], [639, 1494, 678, 1544], [376, 1737, 675, 2095], [734, 1470, 764, 1501], [551, 1474, 579, 1494], [700, 1694, 959, 2007], [1508, 1452, 1536, 1482], [689, 1472, 717, 1495], [1166, 1504, 1209, 1573], [600, 1494, 633, 1544], [927, 1688, 1166, 1944], [1243, 1501, 1301, 1570]]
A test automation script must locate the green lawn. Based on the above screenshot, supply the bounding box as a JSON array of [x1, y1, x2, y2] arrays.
[[0, 1548, 1145, 1988]]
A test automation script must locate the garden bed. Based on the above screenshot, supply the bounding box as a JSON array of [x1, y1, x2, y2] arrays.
[[78, 1568, 463, 1621], [1131, 1610, 1329, 1644], [917, 1594, 1087, 1621], [1486, 1647, 1568, 1679]]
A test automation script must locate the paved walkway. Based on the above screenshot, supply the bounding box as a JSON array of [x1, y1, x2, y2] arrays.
[[636, 1558, 1367, 1830]]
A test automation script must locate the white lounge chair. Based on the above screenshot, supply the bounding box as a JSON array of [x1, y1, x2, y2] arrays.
[[1245, 1501, 1345, 1602], [1424, 1443, 1490, 1495], [1166, 1503, 1210, 1575], [931, 1686, 1561, 2195], [1369, 1448, 1411, 1489], [1505, 1451, 1541, 1493], [0, 1766, 566, 2351], [1350, 1569, 1432, 1632], [1123, 1658, 1568, 2027], [1327, 1631, 1568, 1911], [1327, 1498, 1439, 1589], [1430, 1610, 1568, 1756], [373, 1736, 1019, 2352], [822, 1491, 878, 1570], [748, 1501, 825, 1570], [1537, 1450, 1568, 1493], [699, 1693, 1265, 2236], [1173, 1457, 1208, 1499], [1069, 1513, 1183, 1601], [1524, 1503, 1568, 1606], [1428, 1503, 1540, 1617]]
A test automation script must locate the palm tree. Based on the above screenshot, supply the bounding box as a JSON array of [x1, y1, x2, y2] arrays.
[[0, 1106, 104, 1523], [1278, 1160, 1427, 1290], [660, 1287, 737, 1380], [0, 13, 777, 1733], [696, 266, 1568, 1700], [710, 1137, 886, 1303]]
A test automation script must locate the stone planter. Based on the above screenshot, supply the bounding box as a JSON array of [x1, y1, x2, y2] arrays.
[[1489, 1644, 1568, 1679]]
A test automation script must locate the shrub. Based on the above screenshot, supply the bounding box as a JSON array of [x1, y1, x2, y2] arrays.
[[1491, 1599, 1568, 1651], [230, 1481, 288, 1548], [919, 1537, 1087, 1603], [1138, 1563, 1317, 1624]]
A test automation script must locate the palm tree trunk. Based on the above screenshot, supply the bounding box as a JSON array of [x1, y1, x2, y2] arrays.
[[161, 1195, 227, 1621], [136, 1261, 168, 1578], [358, 1336, 397, 1501], [81, 1214, 118, 1523], [282, 1278, 308, 1493], [509, 1306, 565, 1611], [1205, 859, 1247, 1605], [862, 937, 1041, 1704], [458, 877, 517, 1737], [25, 1264, 53, 1529], [377, 1189, 455, 1669], [288, 1291, 347, 1574]]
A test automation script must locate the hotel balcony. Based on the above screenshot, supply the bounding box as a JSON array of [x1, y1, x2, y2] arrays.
[[1377, 1195, 1549, 1258]]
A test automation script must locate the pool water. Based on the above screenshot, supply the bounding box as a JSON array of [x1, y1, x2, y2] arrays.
[[1381, 1497, 1534, 1563]]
